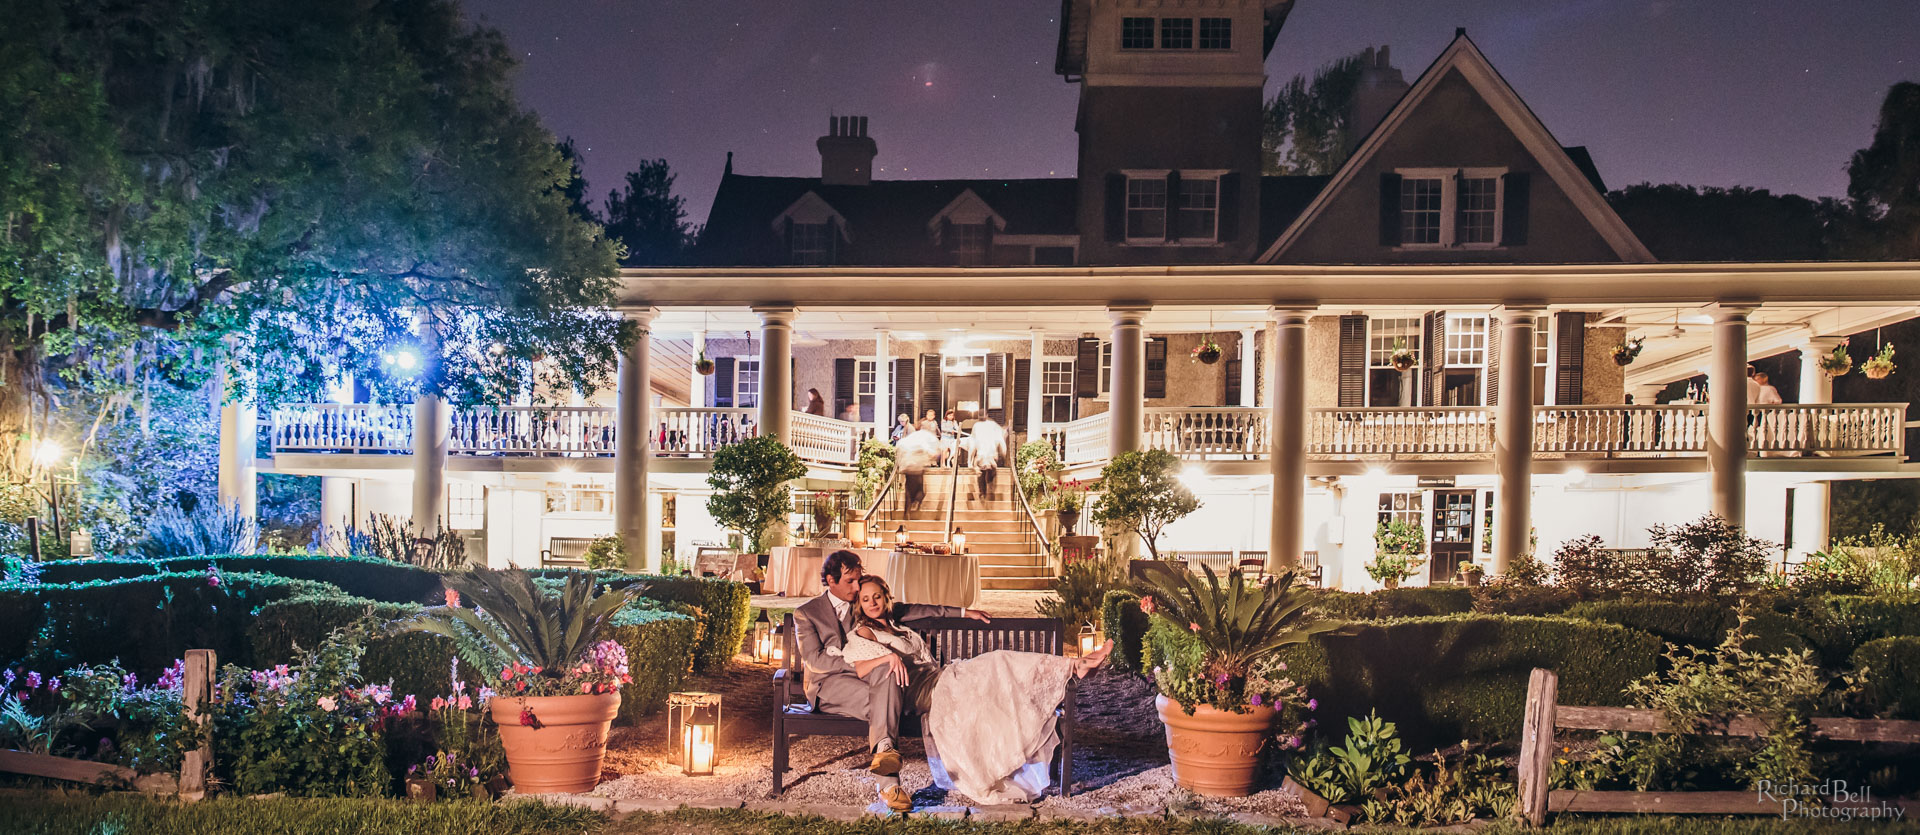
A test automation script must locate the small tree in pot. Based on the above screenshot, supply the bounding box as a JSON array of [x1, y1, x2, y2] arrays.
[[706, 435, 807, 553], [1090, 449, 1200, 560], [1367, 519, 1426, 589]]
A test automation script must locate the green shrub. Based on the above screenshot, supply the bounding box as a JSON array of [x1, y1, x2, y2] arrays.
[[582, 536, 629, 571], [1852, 635, 1920, 719], [528, 569, 751, 673], [1307, 589, 1379, 620], [1268, 615, 1662, 747], [0, 571, 338, 678], [608, 605, 700, 720], [1471, 582, 1579, 616], [1100, 589, 1149, 673], [1796, 592, 1920, 665], [251, 594, 478, 700], [1371, 586, 1474, 618], [29, 554, 446, 604], [1565, 598, 1807, 656], [1036, 561, 1114, 636], [135, 502, 257, 558]]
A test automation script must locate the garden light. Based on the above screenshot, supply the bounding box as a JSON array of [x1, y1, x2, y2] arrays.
[[751, 610, 773, 664], [895, 525, 907, 546], [31, 439, 65, 468], [844, 515, 867, 550], [1079, 623, 1099, 657], [666, 692, 722, 776]]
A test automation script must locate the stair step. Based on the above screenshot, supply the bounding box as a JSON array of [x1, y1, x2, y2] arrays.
[[982, 577, 1054, 590]]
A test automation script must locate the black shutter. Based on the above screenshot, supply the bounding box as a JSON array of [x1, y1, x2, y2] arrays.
[[833, 358, 856, 417], [1217, 172, 1241, 242], [1164, 171, 1182, 241], [1075, 337, 1100, 398], [714, 357, 735, 408], [1486, 317, 1503, 406], [1104, 173, 1127, 242], [893, 358, 915, 422], [1501, 172, 1530, 246], [1145, 337, 1168, 399], [1012, 358, 1031, 431], [1379, 173, 1403, 246], [1338, 315, 1367, 407], [1452, 169, 1467, 247], [1224, 358, 1241, 405], [1555, 312, 1586, 405], [1422, 312, 1444, 407], [985, 352, 1007, 423], [918, 354, 942, 418]]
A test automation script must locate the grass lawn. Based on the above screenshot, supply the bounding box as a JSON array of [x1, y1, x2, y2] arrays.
[[2, 794, 1917, 834]]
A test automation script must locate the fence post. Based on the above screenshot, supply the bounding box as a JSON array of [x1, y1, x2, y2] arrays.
[[25, 517, 41, 561], [179, 649, 216, 798], [1519, 667, 1559, 827]]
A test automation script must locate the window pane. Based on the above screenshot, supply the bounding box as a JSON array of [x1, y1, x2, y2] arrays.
[[736, 359, 760, 408], [1459, 177, 1498, 244], [1367, 317, 1423, 366], [1534, 316, 1549, 366], [951, 222, 987, 264], [1444, 314, 1487, 366], [791, 222, 830, 265], [1176, 178, 1217, 239], [1401, 178, 1442, 244], [1126, 177, 1168, 239], [1042, 360, 1075, 423], [1121, 17, 1154, 49], [1159, 18, 1192, 49], [1198, 18, 1231, 49]]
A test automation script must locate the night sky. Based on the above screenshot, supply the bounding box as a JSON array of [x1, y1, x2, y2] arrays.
[[461, 0, 1920, 223]]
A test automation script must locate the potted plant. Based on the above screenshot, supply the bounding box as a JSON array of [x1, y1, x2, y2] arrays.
[[1863, 344, 1896, 379], [581, 536, 629, 571], [1135, 563, 1347, 796], [1819, 343, 1853, 379], [1388, 338, 1418, 372], [1367, 519, 1426, 589], [1458, 560, 1485, 587], [694, 350, 715, 376], [1191, 339, 1223, 365], [394, 568, 641, 793], [1611, 336, 1644, 367], [706, 435, 808, 553], [1090, 450, 1200, 561], [809, 491, 835, 539], [1055, 479, 1085, 534]]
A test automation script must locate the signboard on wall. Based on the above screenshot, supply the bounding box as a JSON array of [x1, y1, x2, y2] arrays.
[[1416, 475, 1456, 488]]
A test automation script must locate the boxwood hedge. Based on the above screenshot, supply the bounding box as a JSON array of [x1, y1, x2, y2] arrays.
[[1851, 635, 1920, 720], [528, 569, 751, 672], [21, 554, 447, 604]]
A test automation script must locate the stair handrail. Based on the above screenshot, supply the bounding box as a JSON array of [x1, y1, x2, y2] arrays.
[[862, 467, 904, 545], [1007, 447, 1052, 566], [944, 456, 960, 543]]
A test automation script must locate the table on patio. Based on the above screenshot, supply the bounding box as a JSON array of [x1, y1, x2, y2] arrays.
[[764, 546, 895, 597], [883, 551, 981, 609]]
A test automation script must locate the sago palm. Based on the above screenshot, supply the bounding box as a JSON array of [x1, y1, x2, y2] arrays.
[[391, 568, 643, 681], [1136, 562, 1347, 678]]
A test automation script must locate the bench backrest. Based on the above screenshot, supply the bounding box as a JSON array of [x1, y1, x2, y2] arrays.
[[779, 614, 1061, 674]]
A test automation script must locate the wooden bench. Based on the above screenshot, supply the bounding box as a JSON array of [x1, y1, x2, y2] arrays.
[[770, 615, 1077, 797]]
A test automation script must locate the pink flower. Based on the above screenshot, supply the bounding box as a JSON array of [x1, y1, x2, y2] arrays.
[[456, 695, 472, 711], [1249, 694, 1264, 707], [1306, 698, 1318, 711], [1138, 597, 1156, 615], [444, 589, 461, 608], [519, 708, 539, 727], [317, 696, 338, 712], [1189, 622, 1201, 632], [25, 672, 40, 689], [500, 667, 515, 681], [431, 697, 447, 711]]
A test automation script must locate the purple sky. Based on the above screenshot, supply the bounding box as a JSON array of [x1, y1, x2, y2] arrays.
[[462, 0, 1919, 223]]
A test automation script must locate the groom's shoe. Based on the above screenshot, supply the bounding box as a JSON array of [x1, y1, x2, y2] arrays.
[[869, 748, 902, 777], [881, 784, 913, 812]]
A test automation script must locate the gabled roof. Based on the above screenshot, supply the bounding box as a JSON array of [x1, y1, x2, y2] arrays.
[[1258, 32, 1654, 264]]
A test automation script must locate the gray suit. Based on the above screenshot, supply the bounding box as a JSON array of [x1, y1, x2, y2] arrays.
[[792, 592, 957, 750]]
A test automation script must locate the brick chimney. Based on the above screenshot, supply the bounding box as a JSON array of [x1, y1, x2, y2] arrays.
[[817, 115, 877, 186], [1346, 46, 1409, 153]]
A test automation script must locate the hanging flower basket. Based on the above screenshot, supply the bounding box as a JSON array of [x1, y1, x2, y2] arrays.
[[694, 351, 716, 376], [1191, 341, 1223, 365], [1818, 344, 1853, 379], [1863, 344, 1896, 380], [1611, 336, 1644, 367], [1388, 337, 1417, 372]]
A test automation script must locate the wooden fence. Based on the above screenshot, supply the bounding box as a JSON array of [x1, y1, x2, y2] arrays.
[[0, 649, 215, 798], [1518, 667, 1920, 826]]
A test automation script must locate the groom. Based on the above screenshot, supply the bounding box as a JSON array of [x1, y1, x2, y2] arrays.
[[792, 549, 989, 810]]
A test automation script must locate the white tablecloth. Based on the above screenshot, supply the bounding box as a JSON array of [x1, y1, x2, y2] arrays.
[[884, 551, 981, 609], [765, 546, 896, 597]]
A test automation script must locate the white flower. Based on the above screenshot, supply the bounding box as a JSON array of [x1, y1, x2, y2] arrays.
[[317, 696, 338, 712]]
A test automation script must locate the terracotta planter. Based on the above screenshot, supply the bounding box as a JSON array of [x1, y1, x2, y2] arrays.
[[491, 692, 621, 793], [1156, 694, 1276, 797], [1382, 576, 1401, 590]]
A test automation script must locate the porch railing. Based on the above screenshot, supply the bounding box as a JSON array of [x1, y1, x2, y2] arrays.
[[1144, 407, 1270, 459], [1533, 405, 1707, 454], [789, 411, 859, 465], [1308, 407, 1494, 456], [1059, 412, 1110, 467], [449, 406, 616, 455], [654, 408, 758, 456], [270, 404, 413, 453], [1749, 403, 1907, 457]]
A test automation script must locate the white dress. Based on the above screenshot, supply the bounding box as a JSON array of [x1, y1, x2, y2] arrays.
[[845, 626, 1076, 803]]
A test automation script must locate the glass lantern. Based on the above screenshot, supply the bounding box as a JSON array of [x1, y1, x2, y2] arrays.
[[845, 515, 867, 550], [951, 527, 966, 555], [666, 691, 722, 776], [751, 610, 773, 664], [770, 621, 786, 665], [895, 525, 908, 546]]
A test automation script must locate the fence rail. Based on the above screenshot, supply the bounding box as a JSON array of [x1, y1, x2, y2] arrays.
[[789, 411, 859, 465]]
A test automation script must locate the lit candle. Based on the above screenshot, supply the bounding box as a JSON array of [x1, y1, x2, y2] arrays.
[[682, 723, 715, 775]]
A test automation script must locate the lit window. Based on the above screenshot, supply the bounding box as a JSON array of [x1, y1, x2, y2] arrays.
[[1198, 18, 1232, 49], [951, 222, 988, 264], [1444, 314, 1488, 367], [1159, 18, 1193, 49], [1121, 17, 1154, 49], [1041, 360, 1075, 423], [1534, 316, 1550, 366], [1366, 317, 1423, 406], [1378, 491, 1424, 531], [735, 359, 760, 408], [1099, 342, 1113, 397], [1176, 177, 1218, 240], [1126, 177, 1168, 239], [447, 482, 485, 530], [1401, 178, 1443, 245], [791, 222, 831, 265], [1458, 177, 1498, 244]]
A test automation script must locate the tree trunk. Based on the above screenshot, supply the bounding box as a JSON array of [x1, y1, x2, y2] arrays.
[[0, 337, 44, 482]]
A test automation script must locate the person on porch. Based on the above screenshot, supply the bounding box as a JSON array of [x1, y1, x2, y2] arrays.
[[967, 412, 1006, 502]]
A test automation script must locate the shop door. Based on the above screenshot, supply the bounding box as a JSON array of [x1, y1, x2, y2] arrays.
[[1429, 490, 1475, 583]]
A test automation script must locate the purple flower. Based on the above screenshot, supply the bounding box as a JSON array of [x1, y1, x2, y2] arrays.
[[1304, 719, 1318, 730], [2, 670, 13, 689], [1306, 698, 1318, 711], [1249, 693, 1264, 707], [1285, 735, 1303, 749], [25, 672, 41, 689], [47, 677, 59, 694]]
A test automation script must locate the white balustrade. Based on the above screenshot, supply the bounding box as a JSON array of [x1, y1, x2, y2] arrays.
[[270, 404, 413, 453], [1142, 407, 1269, 458], [788, 411, 859, 465], [1533, 405, 1707, 454], [653, 408, 758, 456], [1059, 412, 1111, 466], [450, 406, 617, 455], [1308, 407, 1493, 456], [1749, 403, 1907, 456]]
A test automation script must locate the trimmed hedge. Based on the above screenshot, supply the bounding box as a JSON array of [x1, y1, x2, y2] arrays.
[[1564, 598, 1808, 656], [0, 571, 339, 678], [1100, 589, 1149, 673], [1565, 593, 1920, 665], [529, 569, 751, 673], [1306, 587, 1476, 621], [609, 605, 701, 720], [23, 554, 447, 604], [1852, 636, 1920, 720]]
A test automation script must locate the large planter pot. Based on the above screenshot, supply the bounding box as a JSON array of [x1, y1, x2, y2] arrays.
[[491, 692, 621, 794], [1157, 694, 1276, 797], [1056, 508, 1081, 533]]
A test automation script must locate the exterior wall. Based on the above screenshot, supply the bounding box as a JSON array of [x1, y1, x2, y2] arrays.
[[1279, 69, 1624, 265], [1304, 316, 1341, 408], [1583, 323, 1627, 404]]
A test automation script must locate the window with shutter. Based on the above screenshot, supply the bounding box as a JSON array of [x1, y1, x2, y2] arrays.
[[833, 358, 856, 417], [714, 358, 735, 408], [1554, 312, 1585, 405], [1224, 358, 1241, 405], [1486, 320, 1502, 406], [986, 353, 1007, 423], [1338, 316, 1367, 407], [1074, 338, 1100, 398], [918, 354, 942, 418], [893, 358, 915, 422], [1145, 338, 1168, 399], [1422, 312, 1445, 407], [1012, 358, 1030, 431]]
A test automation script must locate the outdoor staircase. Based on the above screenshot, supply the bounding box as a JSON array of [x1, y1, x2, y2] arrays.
[[892, 467, 1052, 591]]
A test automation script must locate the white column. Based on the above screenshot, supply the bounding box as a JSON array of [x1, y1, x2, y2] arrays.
[[410, 393, 448, 538], [1798, 336, 1843, 405], [615, 307, 659, 570], [320, 477, 354, 546], [1268, 308, 1310, 572], [1630, 383, 1665, 406], [1708, 304, 1755, 528], [874, 330, 892, 439], [690, 330, 706, 407], [1791, 335, 1845, 560], [755, 307, 796, 444], [1107, 306, 1149, 455], [1239, 327, 1258, 407], [1026, 330, 1046, 433], [216, 357, 258, 526], [1494, 306, 1542, 575]]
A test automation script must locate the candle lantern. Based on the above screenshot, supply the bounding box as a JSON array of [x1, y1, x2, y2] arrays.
[[895, 525, 908, 546], [1079, 623, 1099, 657], [770, 621, 786, 664], [951, 527, 966, 554], [666, 692, 723, 776], [751, 610, 773, 664], [845, 515, 867, 550]]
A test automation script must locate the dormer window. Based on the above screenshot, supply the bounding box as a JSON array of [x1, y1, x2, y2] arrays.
[[1158, 18, 1192, 49], [791, 222, 832, 264], [1176, 177, 1219, 240], [951, 222, 988, 265], [1121, 17, 1154, 50], [1198, 18, 1232, 50], [1390, 168, 1507, 249], [1121, 17, 1230, 51]]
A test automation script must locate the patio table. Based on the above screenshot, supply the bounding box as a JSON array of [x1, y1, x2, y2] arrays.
[[883, 550, 980, 609]]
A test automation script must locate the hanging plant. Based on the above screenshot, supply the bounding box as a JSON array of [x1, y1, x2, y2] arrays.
[[694, 350, 716, 376], [1190, 340, 1222, 365], [1818, 344, 1853, 379], [1611, 336, 1644, 367], [1389, 337, 1418, 372], [1863, 344, 1896, 380]]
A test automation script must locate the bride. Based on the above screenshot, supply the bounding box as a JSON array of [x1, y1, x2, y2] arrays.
[[841, 575, 1112, 804]]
